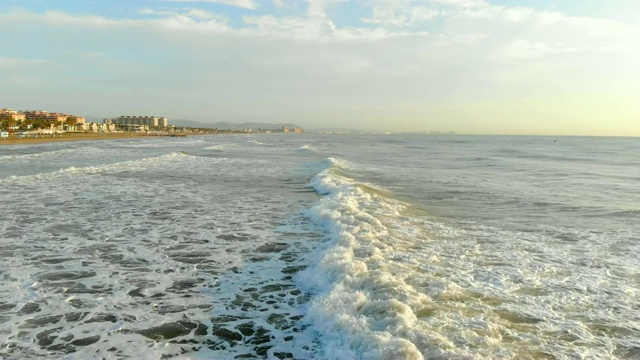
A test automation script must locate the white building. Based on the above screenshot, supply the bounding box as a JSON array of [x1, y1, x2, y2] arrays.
[[106, 116, 169, 127], [78, 122, 117, 132]]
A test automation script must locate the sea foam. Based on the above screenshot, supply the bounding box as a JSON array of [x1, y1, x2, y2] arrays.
[[298, 158, 437, 360]]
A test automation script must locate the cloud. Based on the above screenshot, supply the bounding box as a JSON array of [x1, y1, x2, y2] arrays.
[[243, 15, 336, 38], [140, 7, 230, 29], [498, 40, 588, 59], [0, 57, 51, 68], [361, 5, 440, 27], [160, 0, 257, 10], [426, 0, 485, 8], [1, 1, 639, 134]]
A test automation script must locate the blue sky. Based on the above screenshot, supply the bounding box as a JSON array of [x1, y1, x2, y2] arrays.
[[4, 0, 639, 24], [1, 0, 639, 135]]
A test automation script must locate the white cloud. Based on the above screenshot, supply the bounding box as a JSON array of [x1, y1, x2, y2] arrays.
[[161, 0, 257, 10], [0, 57, 51, 68], [140, 7, 229, 28], [426, 0, 485, 8], [243, 14, 336, 38], [499, 40, 588, 59], [361, 5, 439, 27], [1, 1, 640, 134], [307, 0, 327, 18]]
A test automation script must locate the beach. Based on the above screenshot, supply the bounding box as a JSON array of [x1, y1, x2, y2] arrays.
[[0, 132, 169, 145]]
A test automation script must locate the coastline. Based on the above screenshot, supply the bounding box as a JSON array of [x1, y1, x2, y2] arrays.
[[0, 132, 177, 146]]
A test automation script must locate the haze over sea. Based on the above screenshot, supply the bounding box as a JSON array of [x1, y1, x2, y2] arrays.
[[0, 134, 638, 359]]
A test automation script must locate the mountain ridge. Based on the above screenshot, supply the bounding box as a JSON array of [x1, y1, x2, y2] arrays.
[[171, 119, 302, 130]]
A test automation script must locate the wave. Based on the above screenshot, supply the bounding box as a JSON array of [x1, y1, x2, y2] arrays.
[[116, 138, 208, 148], [298, 157, 441, 359], [296, 145, 318, 153], [300, 157, 637, 359], [0, 146, 97, 162], [204, 143, 239, 152], [0, 152, 190, 184]]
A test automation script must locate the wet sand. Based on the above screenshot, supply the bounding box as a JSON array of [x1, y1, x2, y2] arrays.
[[0, 132, 172, 146]]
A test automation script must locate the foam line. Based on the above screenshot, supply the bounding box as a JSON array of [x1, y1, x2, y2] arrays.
[[0, 152, 190, 184], [299, 157, 433, 359]]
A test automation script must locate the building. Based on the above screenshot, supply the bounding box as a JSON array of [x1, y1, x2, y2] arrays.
[[24, 110, 66, 122], [2, 108, 86, 131], [107, 116, 169, 128], [280, 126, 304, 133], [78, 122, 117, 132], [0, 108, 26, 123], [23, 110, 85, 128]]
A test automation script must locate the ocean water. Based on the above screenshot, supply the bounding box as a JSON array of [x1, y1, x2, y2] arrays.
[[0, 134, 638, 359]]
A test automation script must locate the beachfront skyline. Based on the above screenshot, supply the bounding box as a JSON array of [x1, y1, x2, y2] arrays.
[[1, 0, 639, 136]]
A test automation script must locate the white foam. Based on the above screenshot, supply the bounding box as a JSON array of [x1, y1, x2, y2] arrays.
[[115, 138, 209, 148], [0, 152, 192, 184], [0, 146, 95, 161], [296, 155, 627, 359], [296, 145, 318, 153], [203, 143, 240, 152], [299, 158, 439, 359], [0, 141, 322, 359]]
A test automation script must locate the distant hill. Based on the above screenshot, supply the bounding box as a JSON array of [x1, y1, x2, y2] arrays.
[[171, 119, 302, 131], [208, 122, 302, 131], [169, 119, 212, 128], [305, 127, 363, 134]]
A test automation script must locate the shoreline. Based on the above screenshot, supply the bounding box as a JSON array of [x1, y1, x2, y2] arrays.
[[0, 132, 191, 146]]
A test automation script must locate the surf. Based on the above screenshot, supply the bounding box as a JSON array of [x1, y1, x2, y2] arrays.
[[298, 157, 439, 359]]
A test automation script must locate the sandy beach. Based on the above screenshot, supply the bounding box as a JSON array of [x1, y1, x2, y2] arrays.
[[0, 132, 176, 146]]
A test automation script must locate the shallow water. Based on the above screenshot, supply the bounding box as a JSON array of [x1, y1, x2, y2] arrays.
[[0, 134, 638, 359]]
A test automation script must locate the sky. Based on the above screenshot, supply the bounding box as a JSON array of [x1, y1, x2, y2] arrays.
[[1, 0, 639, 135]]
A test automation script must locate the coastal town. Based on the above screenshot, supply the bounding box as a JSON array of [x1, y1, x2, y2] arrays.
[[0, 107, 303, 142]]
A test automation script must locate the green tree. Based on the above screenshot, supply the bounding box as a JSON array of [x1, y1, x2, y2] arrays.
[[2, 115, 16, 130], [0, 115, 8, 130], [32, 118, 46, 130], [24, 117, 34, 129]]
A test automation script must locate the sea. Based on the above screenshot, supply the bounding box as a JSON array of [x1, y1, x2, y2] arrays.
[[0, 134, 638, 360]]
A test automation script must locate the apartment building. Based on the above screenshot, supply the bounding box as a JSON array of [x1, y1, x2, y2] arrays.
[[0, 108, 26, 122], [107, 116, 169, 127], [23, 110, 86, 124]]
